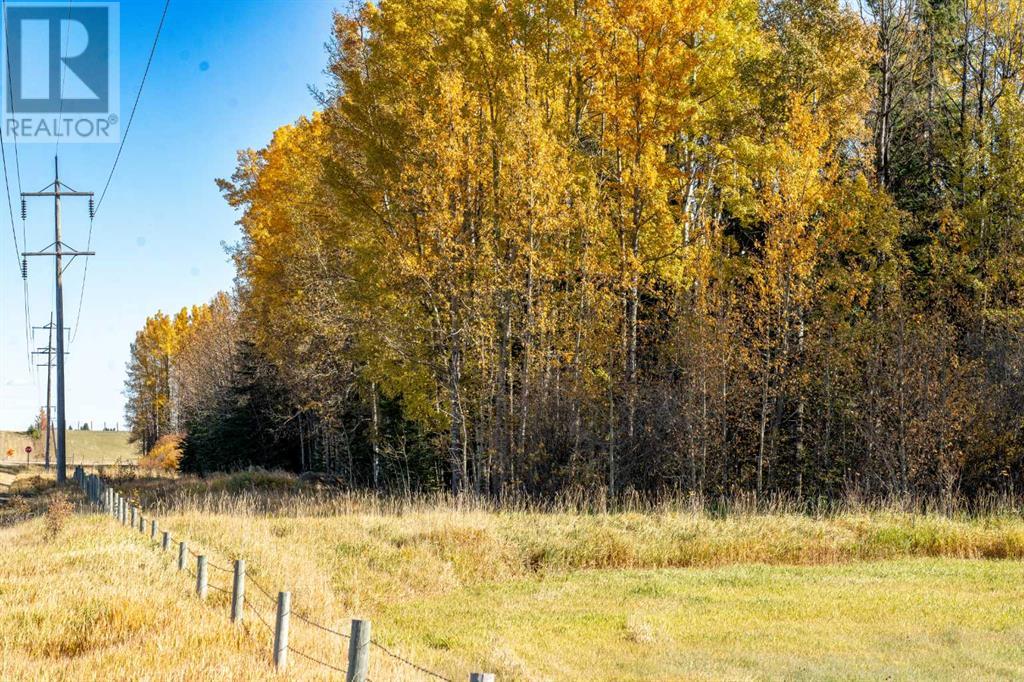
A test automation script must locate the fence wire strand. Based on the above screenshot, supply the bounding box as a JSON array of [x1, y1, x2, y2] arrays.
[[293, 608, 351, 639], [287, 644, 350, 675], [247, 574, 277, 604], [371, 640, 453, 681], [246, 597, 275, 635]]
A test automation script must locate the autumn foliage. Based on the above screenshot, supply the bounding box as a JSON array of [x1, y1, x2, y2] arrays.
[[138, 435, 184, 471], [126, 0, 1024, 501]]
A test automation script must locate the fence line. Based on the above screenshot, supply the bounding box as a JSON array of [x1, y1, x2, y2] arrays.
[[73, 467, 489, 682]]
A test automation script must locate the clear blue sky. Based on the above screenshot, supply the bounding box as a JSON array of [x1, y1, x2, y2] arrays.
[[0, 0, 338, 429]]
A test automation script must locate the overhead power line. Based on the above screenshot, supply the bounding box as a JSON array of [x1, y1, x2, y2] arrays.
[[0, 122, 30, 369], [2, 0, 31, 368], [54, 0, 74, 157], [71, 0, 171, 344], [0, 79, 31, 373], [94, 0, 172, 217], [1, 122, 19, 271], [1, 1, 23, 196]]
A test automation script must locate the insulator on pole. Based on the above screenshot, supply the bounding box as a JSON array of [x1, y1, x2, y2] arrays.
[[88, 197, 94, 219], [20, 198, 26, 220], [20, 257, 27, 279]]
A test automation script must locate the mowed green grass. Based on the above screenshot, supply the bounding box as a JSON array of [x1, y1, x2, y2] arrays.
[[384, 560, 1024, 680], [3, 473, 1023, 680], [0, 430, 138, 465]]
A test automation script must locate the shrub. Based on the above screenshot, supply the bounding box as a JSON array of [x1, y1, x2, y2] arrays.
[[139, 435, 183, 471], [44, 492, 71, 540]]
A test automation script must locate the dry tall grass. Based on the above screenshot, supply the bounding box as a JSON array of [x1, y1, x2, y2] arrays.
[[104, 467, 1024, 516], [100, 469, 1024, 572]]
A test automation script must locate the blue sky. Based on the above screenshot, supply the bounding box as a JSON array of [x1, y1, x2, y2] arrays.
[[0, 0, 338, 429]]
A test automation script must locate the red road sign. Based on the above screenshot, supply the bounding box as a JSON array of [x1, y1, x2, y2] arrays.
[[25, 446, 32, 453]]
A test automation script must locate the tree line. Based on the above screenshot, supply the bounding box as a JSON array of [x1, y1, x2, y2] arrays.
[[126, 0, 1024, 500]]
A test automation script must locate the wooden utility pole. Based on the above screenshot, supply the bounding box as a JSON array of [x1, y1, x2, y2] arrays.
[[32, 313, 68, 470], [22, 157, 94, 484]]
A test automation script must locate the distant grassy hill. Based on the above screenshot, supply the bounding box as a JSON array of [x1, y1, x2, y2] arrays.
[[0, 430, 139, 465]]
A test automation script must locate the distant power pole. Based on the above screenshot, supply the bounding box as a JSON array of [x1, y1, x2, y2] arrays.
[[22, 157, 94, 484], [32, 313, 68, 470]]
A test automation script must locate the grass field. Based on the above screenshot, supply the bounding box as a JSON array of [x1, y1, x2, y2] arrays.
[[0, 430, 139, 466], [1, 473, 1023, 680]]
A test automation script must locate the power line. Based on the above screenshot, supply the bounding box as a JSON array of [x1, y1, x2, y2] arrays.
[[2, 0, 24, 195], [1, 137, 20, 268], [72, 0, 171, 344], [94, 0, 171, 217], [70, 217, 91, 342], [0, 62, 28, 369], [2, 0, 31, 370], [54, 0, 74, 158]]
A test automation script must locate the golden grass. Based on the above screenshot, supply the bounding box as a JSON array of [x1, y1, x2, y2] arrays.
[[2, 473, 1024, 680]]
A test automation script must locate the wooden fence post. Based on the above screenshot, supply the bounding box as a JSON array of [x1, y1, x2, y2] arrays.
[[120, 497, 126, 524], [273, 591, 291, 670], [178, 541, 187, 571], [130, 506, 136, 528], [150, 519, 157, 540], [139, 514, 145, 534], [231, 559, 245, 623], [162, 530, 170, 552], [346, 619, 371, 682], [196, 556, 208, 599], [470, 674, 496, 682]]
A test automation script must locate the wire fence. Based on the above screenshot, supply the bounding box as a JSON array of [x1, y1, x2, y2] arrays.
[[74, 468, 491, 682]]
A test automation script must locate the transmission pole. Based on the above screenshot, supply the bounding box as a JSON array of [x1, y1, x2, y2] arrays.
[[22, 157, 94, 484], [32, 313, 69, 471]]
